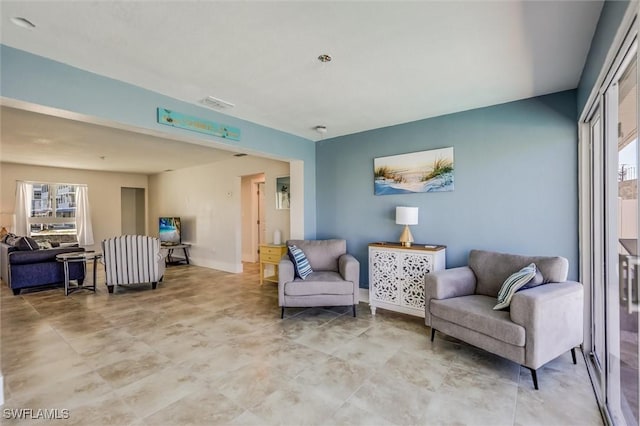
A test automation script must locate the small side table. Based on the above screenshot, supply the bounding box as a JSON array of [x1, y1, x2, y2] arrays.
[[162, 243, 191, 265], [259, 244, 288, 285], [56, 251, 102, 296]]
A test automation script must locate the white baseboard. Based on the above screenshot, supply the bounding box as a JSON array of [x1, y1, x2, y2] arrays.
[[189, 257, 242, 273], [0, 374, 4, 406], [359, 287, 369, 302]]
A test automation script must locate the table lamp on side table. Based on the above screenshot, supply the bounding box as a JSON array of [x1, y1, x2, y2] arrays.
[[396, 206, 418, 247]]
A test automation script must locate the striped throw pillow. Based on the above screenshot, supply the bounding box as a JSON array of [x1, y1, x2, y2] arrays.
[[493, 263, 537, 310], [288, 245, 313, 280]]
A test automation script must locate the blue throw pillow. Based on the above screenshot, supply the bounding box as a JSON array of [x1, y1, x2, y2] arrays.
[[493, 263, 537, 310], [288, 245, 313, 280]]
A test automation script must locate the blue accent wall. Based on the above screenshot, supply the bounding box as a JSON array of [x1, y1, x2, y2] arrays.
[[577, 0, 630, 115], [0, 45, 317, 238], [316, 91, 579, 286]]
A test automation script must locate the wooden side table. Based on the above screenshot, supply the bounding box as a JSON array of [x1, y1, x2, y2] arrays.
[[259, 244, 288, 285]]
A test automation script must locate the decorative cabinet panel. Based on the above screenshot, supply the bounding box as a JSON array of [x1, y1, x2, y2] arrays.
[[368, 242, 446, 318]]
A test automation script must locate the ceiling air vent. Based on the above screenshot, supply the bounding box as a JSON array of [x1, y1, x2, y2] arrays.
[[200, 96, 235, 110]]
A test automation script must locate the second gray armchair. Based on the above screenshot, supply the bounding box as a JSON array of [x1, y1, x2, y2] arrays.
[[278, 239, 359, 318]]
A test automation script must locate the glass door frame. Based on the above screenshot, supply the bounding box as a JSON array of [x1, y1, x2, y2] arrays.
[[579, 12, 639, 424]]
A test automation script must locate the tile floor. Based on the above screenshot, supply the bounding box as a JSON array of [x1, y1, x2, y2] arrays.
[[1, 263, 602, 425]]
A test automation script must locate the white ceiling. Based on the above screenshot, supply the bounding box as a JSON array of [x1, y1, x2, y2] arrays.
[[0, 1, 603, 145], [0, 105, 241, 174]]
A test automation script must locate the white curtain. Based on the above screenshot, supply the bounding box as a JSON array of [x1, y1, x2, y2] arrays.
[[14, 182, 32, 236], [76, 186, 94, 246]]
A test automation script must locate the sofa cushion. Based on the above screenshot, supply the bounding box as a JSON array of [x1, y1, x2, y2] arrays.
[[16, 237, 40, 251], [288, 245, 313, 280], [9, 247, 85, 265], [494, 263, 537, 310], [469, 250, 569, 297], [285, 271, 353, 296], [286, 239, 346, 272], [430, 294, 526, 346]]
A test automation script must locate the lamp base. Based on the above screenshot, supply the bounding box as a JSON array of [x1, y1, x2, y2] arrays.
[[399, 225, 414, 247]]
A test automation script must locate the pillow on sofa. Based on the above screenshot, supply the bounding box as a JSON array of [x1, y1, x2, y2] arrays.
[[4, 234, 20, 246], [15, 236, 40, 251], [288, 245, 313, 280], [520, 269, 544, 290], [37, 240, 53, 250], [493, 263, 537, 310]]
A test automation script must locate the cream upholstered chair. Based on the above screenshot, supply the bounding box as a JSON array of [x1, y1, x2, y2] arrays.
[[102, 235, 167, 293], [278, 239, 359, 318], [425, 249, 583, 389]]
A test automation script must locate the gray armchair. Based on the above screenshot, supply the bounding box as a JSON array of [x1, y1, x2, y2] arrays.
[[278, 239, 359, 318], [425, 249, 583, 389]]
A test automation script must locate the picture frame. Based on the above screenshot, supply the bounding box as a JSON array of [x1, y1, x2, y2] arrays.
[[276, 176, 291, 209], [374, 147, 454, 195]]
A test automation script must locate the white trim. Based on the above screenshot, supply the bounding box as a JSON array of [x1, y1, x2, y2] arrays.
[[359, 287, 369, 303], [0, 374, 4, 406], [579, 2, 637, 123]]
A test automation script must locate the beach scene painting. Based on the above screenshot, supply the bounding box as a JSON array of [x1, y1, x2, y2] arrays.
[[374, 147, 454, 195]]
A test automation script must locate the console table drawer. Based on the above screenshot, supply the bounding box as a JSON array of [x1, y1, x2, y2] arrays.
[[261, 253, 283, 263]]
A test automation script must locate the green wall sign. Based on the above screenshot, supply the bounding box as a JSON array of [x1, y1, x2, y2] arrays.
[[157, 108, 241, 141]]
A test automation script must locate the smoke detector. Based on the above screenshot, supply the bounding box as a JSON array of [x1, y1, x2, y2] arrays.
[[314, 125, 328, 134], [199, 96, 235, 110]]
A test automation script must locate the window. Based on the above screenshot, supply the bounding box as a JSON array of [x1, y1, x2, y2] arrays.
[[29, 183, 78, 237]]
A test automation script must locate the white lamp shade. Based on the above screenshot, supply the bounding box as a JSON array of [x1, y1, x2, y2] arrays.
[[396, 206, 419, 225]]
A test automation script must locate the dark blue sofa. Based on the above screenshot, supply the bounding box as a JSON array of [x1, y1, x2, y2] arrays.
[[0, 241, 85, 295]]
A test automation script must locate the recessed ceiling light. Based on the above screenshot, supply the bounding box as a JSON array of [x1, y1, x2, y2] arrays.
[[200, 96, 235, 110], [11, 17, 35, 29], [317, 54, 332, 63], [314, 125, 328, 134]]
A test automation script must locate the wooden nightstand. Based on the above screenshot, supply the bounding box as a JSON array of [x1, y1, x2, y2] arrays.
[[259, 244, 288, 285]]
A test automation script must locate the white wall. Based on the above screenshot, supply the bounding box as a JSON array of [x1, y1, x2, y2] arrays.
[[0, 162, 148, 251], [148, 156, 290, 272]]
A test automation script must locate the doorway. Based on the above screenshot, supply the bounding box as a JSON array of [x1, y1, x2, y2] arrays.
[[241, 173, 265, 263], [121, 187, 146, 235]]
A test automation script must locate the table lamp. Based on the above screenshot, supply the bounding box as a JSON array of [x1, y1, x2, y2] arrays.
[[396, 206, 418, 247]]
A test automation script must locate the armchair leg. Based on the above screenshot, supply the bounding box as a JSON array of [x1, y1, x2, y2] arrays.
[[12, 288, 20, 296], [352, 304, 356, 317], [152, 282, 158, 290], [430, 328, 436, 342], [571, 347, 577, 365], [107, 285, 114, 294], [281, 307, 285, 319], [528, 367, 539, 390]]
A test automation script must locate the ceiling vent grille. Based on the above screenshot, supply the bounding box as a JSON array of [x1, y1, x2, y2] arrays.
[[200, 96, 235, 110]]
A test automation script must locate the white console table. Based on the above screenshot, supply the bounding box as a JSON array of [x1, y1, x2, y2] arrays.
[[368, 242, 446, 318]]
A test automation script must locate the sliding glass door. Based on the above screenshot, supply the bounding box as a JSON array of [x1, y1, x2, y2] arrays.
[[609, 49, 639, 426], [584, 35, 640, 425]]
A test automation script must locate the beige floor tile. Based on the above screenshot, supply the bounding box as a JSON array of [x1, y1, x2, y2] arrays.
[[144, 388, 244, 425], [0, 263, 603, 426], [327, 402, 397, 426], [349, 371, 435, 425], [115, 366, 203, 419]]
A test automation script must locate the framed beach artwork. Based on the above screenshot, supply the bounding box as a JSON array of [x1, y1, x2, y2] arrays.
[[374, 147, 454, 195]]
